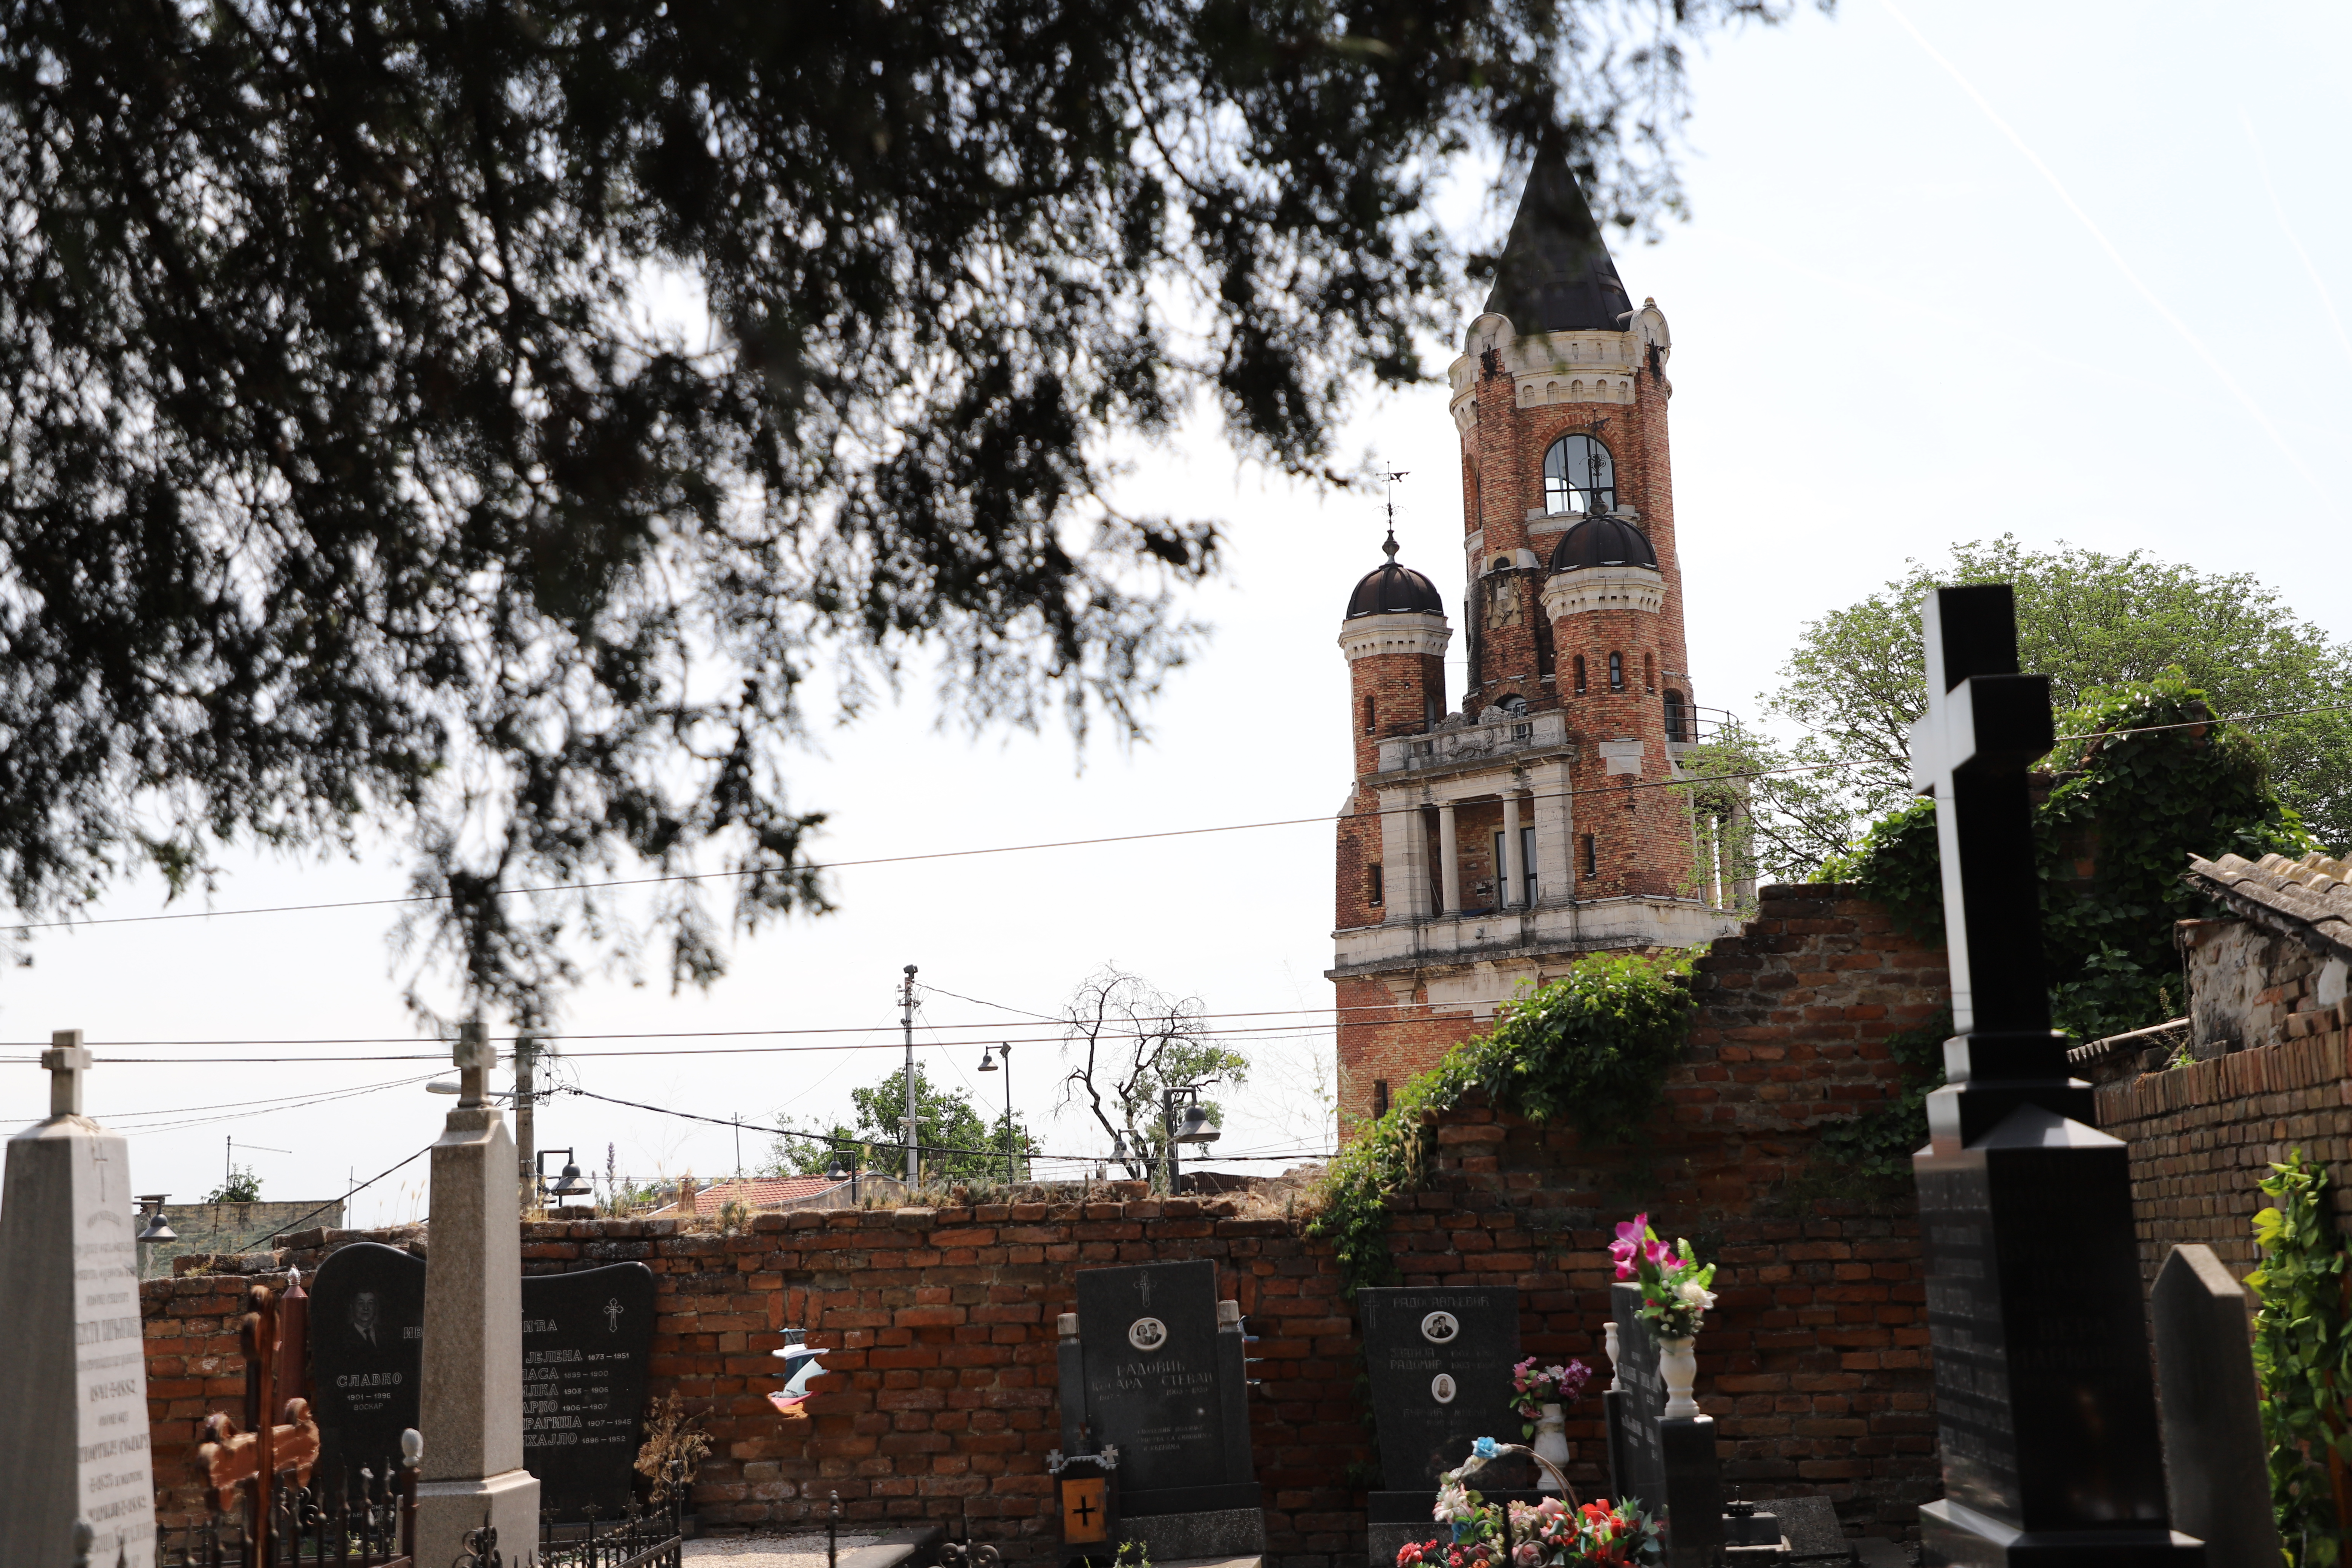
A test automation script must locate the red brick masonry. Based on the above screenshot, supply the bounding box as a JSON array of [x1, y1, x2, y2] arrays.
[[143, 886, 1958, 1564]]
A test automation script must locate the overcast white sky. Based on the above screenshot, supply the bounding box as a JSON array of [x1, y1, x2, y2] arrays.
[[6, 0, 2349, 1224]]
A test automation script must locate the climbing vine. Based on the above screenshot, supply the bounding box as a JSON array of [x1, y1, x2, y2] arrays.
[[1309, 952, 1695, 1297], [2249, 1150, 2352, 1566], [1826, 673, 2316, 1041], [1807, 1009, 1951, 1190]]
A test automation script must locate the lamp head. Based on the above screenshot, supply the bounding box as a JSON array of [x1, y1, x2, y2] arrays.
[[550, 1161, 591, 1197], [1173, 1104, 1220, 1144], [136, 1200, 177, 1245], [825, 1153, 853, 1181], [978, 1047, 997, 1072]]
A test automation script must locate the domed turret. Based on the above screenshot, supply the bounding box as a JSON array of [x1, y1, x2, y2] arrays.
[[1346, 533, 1447, 618], [1548, 513, 1658, 573]]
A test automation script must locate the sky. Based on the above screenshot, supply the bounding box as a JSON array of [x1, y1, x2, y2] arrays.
[[6, 0, 2350, 1225]]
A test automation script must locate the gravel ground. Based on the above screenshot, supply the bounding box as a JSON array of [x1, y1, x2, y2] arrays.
[[683, 1533, 883, 1567]]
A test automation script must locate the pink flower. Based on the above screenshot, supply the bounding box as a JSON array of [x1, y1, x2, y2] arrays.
[[1643, 1237, 1675, 1268]]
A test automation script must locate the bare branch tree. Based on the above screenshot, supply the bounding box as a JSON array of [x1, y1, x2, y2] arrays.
[[1059, 965, 1248, 1182]]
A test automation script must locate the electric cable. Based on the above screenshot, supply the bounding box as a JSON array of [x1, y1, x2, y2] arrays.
[[8, 695, 2338, 939]]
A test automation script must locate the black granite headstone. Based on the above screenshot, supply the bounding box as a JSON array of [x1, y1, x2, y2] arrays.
[[1607, 1283, 1666, 1510], [523, 1262, 658, 1521], [1908, 586, 2201, 1566], [1359, 1286, 1522, 1492], [1069, 1260, 1257, 1516], [308, 1242, 427, 1488]]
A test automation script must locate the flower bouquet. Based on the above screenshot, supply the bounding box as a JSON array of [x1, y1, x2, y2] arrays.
[[1396, 1492, 1662, 1568], [1509, 1357, 1593, 1439], [1609, 1213, 1716, 1339]]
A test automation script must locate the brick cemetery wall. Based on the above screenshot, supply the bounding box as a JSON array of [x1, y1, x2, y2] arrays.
[[141, 884, 1954, 1563], [2096, 998, 2352, 1287]]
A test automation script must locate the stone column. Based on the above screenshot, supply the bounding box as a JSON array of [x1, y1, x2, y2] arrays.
[[1501, 792, 1524, 909], [1378, 786, 1430, 921], [0, 1032, 155, 1568], [414, 1021, 539, 1566], [1436, 802, 1462, 913], [1531, 758, 1575, 906]]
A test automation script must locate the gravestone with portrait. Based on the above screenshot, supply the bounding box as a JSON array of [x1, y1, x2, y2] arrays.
[[523, 1262, 659, 1520], [312, 1244, 658, 1520], [1358, 1286, 1524, 1568], [1907, 584, 2202, 1564], [309, 1241, 429, 1492], [1060, 1259, 1262, 1563]]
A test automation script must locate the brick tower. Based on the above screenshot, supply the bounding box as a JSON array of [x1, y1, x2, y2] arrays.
[[1328, 153, 1751, 1132]]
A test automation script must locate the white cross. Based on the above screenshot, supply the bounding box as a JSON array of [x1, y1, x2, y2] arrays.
[[1905, 585, 2055, 1038], [43, 1028, 90, 1119]]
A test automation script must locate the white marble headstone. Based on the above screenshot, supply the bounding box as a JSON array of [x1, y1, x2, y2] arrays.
[[0, 1032, 156, 1567]]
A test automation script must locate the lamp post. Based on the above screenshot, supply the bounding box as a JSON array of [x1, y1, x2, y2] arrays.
[[977, 1042, 1016, 1188], [1161, 1085, 1221, 1195]]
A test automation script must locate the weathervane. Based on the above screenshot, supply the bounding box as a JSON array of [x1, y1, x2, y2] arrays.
[[1381, 469, 1409, 560]]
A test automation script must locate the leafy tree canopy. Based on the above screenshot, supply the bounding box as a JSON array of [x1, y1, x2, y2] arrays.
[[205, 1166, 264, 1204], [1744, 537, 2352, 879], [0, 0, 1799, 1022], [765, 1063, 1031, 1185]]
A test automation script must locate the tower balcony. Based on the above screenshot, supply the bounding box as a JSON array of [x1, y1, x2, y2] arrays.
[[1375, 710, 1567, 776]]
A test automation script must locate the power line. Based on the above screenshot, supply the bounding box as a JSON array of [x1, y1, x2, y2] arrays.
[[11, 696, 2337, 939]]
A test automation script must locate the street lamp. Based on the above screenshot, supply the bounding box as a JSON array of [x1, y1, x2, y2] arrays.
[[1161, 1086, 1220, 1195], [977, 1042, 1016, 1188]]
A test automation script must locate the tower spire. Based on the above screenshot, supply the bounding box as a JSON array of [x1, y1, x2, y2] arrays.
[[1482, 145, 1632, 334], [1381, 469, 1407, 561]]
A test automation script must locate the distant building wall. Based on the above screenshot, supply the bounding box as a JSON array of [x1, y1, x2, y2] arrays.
[[140, 1199, 344, 1279]]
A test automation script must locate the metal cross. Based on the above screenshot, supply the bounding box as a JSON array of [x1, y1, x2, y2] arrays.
[[1905, 585, 2056, 1038]]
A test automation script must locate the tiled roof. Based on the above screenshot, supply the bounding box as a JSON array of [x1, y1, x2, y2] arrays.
[[689, 1175, 840, 1214], [2183, 850, 2352, 963]]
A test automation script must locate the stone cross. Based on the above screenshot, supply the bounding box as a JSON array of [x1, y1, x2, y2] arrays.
[[0, 1030, 158, 1567], [413, 1019, 540, 1565], [1906, 587, 2200, 1566]]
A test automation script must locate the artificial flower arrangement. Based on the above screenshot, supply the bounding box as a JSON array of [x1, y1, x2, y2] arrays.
[[1609, 1213, 1717, 1340], [1400, 1439, 1661, 1568], [1509, 1357, 1594, 1439]]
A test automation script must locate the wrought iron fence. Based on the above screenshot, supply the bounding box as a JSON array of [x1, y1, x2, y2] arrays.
[[156, 1457, 416, 1566], [525, 1493, 686, 1568]]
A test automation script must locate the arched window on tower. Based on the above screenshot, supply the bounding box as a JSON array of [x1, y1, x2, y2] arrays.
[[1363, 695, 1376, 736], [1573, 655, 1588, 695], [1608, 652, 1625, 691], [1542, 433, 1617, 516], [1644, 653, 1656, 692]]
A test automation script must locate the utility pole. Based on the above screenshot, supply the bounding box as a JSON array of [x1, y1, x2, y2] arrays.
[[901, 964, 920, 1188], [514, 1033, 540, 1217]]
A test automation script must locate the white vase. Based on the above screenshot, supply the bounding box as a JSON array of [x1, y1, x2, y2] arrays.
[[1532, 1401, 1573, 1470], [1658, 1336, 1700, 1418]]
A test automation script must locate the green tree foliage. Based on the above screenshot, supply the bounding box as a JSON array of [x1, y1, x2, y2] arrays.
[[765, 1064, 1031, 1185], [1058, 967, 1248, 1187], [1826, 675, 2314, 1041], [205, 1166, 263, 1204], [1311, 952, 1693, 1294], [0, 0, 1803, 1020], [2249, 1150, 2352, 1566], [1756, 538, 2352, 874]]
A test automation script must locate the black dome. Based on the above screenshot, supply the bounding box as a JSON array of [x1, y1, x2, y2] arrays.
[[1549, 514, 1658, 572], [1347, 536, 1447, 618]]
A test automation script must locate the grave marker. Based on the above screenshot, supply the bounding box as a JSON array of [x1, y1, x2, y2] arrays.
[[310, 1241, 428, 1487], [1358, 1286, 1522, 1492], [522, 1262, 657, 1520], [1906, 585, 2201, 1565], [0, 1032, 157, 1568], [1063, 1260, 1262, 1562], [1608, 1282, 1722, 1568], [2150, 1245, 2278, 1568]]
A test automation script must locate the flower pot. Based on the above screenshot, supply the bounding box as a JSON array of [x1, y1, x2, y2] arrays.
[[1658, 1336, 1700, 1418], [1531, 1402, 1573, 1471]]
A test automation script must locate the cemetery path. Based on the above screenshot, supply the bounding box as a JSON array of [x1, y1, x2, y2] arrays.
[[683, 1533, 882, 1567]]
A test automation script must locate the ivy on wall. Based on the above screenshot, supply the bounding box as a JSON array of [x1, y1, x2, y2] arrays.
[[1806, 1008, 1951, 1190], [1825, 673, 2316, 1041], [1309, 952, 1695, 1297], [2249, 1150, 2352, 1566]]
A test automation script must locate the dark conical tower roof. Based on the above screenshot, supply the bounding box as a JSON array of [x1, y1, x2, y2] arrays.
[[1482, 150, 1633, 334]]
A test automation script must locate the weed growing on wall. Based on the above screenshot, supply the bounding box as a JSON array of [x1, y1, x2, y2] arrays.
[[2248, 1150, 2352, 1566], [1310, 953, 1695, 1296]]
